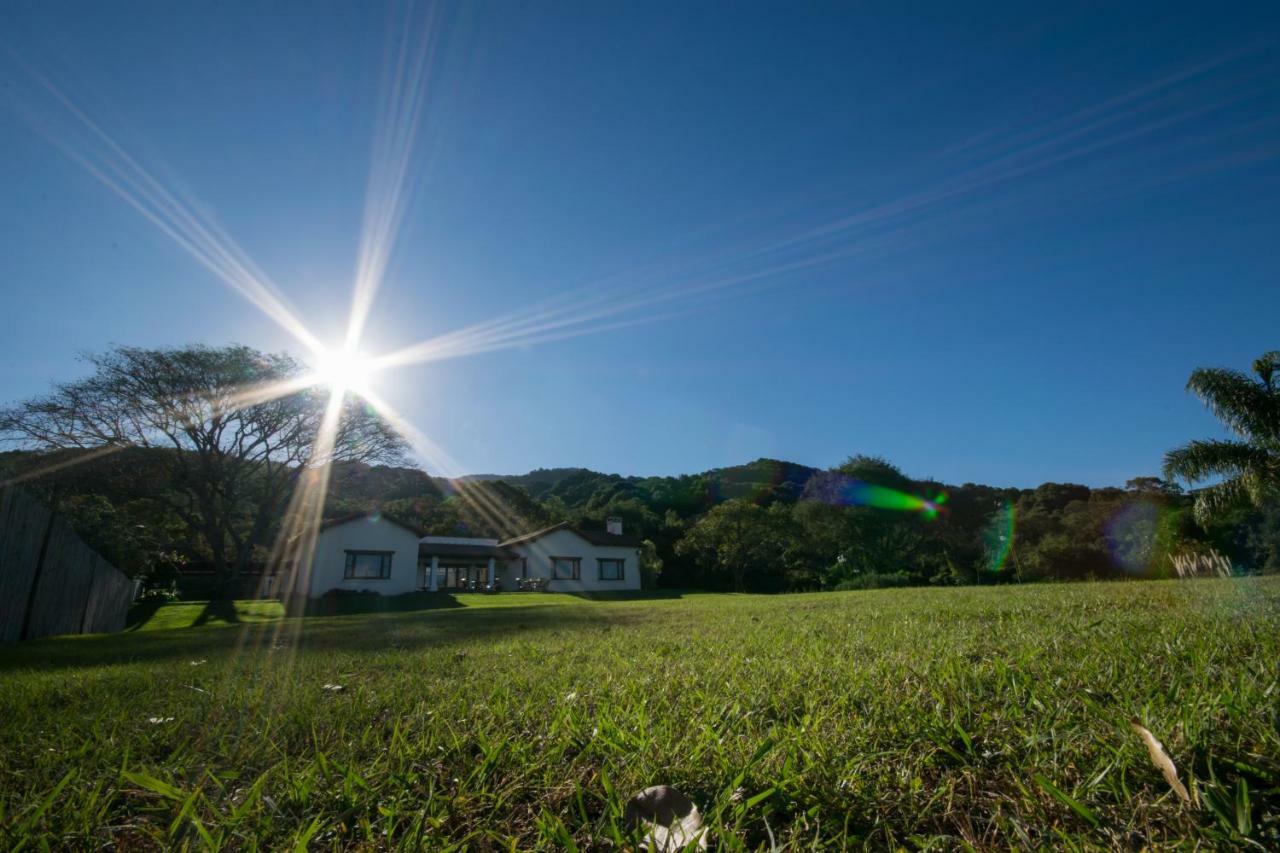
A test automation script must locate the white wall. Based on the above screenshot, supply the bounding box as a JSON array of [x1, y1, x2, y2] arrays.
[[307, 517, 422, 598], [506, 528, 640, 592]]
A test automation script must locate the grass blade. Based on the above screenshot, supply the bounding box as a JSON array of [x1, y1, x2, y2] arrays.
[[1034, 773, 1100, 828]]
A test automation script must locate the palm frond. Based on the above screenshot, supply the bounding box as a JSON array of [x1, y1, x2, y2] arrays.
[[1188, 478, 1251, 526], [1251, 350, 1280, 390], [1162, 439, 1270, 483], [1185, 367, 1279, 441]]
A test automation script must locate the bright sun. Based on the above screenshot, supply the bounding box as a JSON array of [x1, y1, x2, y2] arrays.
[[312, 346, 376, 396]]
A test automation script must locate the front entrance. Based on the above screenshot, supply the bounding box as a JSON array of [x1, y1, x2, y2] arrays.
[[441, 564, 489, 591], [419, 562, 492, 591]]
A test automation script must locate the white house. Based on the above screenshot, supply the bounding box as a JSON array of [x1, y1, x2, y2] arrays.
[[498, 519, 641, 592], [301, 514, 641, 598], [307, 513, 426, 597]]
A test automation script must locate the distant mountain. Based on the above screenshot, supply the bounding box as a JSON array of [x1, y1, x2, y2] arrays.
[[454, 467, 594, 499]]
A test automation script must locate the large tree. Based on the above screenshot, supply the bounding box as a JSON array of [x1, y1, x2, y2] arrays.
[[675, 498, 785, 592], [0, 344, 407, 590], [1164, 350, 1280, 524]]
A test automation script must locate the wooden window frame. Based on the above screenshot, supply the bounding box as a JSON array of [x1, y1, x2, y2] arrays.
[[597, 558, 625, 581], [550, 556, 581, 580], [344, 550, 393, 580]]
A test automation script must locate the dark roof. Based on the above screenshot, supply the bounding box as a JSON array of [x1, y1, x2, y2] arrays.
[[419, 542, 514, 561], [499, 521, 640, 548], [319, 513, 425, 538]]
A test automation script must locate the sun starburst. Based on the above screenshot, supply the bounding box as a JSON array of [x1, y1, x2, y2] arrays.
[[310, 346, 378, 399]]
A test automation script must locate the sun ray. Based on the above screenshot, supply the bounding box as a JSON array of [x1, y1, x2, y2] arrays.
[[0, 444, 126, 490], [357, 389, 529, 541], [4, 60, 324, 355], [0, 372, 332, 492], [369, 243, 864, 371], [256, 389, 346, 656], [346, 0, 443, 350]]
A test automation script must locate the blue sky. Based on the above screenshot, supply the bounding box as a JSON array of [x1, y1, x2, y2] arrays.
[[1, 1, 1278, 487]]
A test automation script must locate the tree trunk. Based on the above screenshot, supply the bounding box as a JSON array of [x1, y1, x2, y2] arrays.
[[209, 534, 231, 598]]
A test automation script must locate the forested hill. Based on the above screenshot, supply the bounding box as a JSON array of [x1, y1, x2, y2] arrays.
[[327, 458, 822, 513], [3, 448, 1276, 591], [452, 467, 594, 498]]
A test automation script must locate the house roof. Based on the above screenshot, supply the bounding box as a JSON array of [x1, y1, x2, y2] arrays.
[[318, 512, 425, 538], [418, 542, 515, 561], [499, 521, 640, 548]]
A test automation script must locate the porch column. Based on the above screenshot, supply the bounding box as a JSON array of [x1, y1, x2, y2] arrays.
[[429, 555, 439, 592], [487, 557, 496, 590]]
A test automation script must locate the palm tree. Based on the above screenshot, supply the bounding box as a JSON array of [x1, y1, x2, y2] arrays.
[[1164, 351, 1280, 523]]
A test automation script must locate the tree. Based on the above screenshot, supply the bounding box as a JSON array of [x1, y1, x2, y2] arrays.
[[1164, 351, 1280, 524], [0, 344, 407, 592], [675, 499, 783, 592], [1124, 476, 1183, 497], [638, 538, 663, 588], [834, 454, 912, 491]]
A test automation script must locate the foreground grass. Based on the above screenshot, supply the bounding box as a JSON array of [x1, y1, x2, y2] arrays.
[[1, 580, 1277, 849]]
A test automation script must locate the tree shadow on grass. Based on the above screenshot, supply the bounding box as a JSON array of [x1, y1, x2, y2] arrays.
[[298, 592, 466, 618], [559, 589, 694, 602], [0, 597, 649, 672], [124, 600, 164, 631], [192, 598, 241, 627]]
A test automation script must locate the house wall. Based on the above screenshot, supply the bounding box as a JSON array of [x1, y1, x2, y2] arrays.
[[505, 528, 640, 592], [308, 517, 422, 598]]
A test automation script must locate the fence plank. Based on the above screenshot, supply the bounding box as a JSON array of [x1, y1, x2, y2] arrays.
[[0, 488, 52, 643], [82, 554, 136, 634], [26, 517, 96, 639], [1, 486, 135, 643]]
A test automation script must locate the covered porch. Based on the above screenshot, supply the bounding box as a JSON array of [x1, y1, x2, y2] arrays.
[[418, 538, 515, 592]]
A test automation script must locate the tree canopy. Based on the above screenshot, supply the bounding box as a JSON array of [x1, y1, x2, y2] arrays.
[[1164, 350, 1280, 523], [0, 345, 407, 588]]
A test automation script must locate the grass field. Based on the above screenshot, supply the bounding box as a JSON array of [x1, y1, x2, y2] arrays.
[[1, 580, 1277, 850]]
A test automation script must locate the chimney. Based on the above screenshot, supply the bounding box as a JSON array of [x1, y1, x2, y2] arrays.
[[606, 516, 623, 536]]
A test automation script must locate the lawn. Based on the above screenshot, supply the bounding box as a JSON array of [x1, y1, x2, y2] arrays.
[[1, 580, 1277, 849]]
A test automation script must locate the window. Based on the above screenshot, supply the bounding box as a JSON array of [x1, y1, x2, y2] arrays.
[[551, 556, 580, 580], [598, 558, 625, 581], [344, 550, 392, 580]]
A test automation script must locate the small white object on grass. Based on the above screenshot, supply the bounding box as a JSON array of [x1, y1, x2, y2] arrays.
[[1131, 719, 1193, 806], [625, 785, 707, 852], [322, 683, 345, 692]]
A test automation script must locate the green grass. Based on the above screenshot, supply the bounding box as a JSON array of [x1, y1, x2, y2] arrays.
[[125, 599, 287, 631], [2, 580, 1278, 849]]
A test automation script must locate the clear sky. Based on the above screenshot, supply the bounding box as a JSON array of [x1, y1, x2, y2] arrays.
[[1, 1, 1277, 487]]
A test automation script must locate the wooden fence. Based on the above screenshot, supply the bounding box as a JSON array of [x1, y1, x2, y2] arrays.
[[0, 487, 139, 643]]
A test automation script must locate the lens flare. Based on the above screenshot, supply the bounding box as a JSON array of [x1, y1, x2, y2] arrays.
[[1105, 500, 1164, 575], [824, 478, 948, 520], [981, 501, 1017, 573]]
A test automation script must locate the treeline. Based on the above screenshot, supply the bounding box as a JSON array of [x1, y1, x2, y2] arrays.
[[8, 445, 1269, 595], [357, 455, 1278, 592], [3, 344, 1276, 595]]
